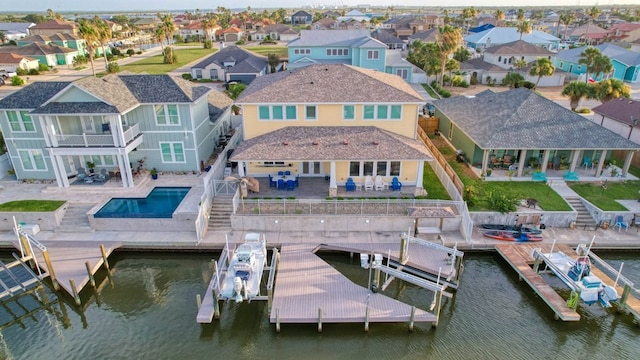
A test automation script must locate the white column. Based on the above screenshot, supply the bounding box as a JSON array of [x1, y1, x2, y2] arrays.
[[238, 161, 245, 177], [48, 151, 67, 187], [595, 150, 608, 177], [540, 149, 550, 173], [118, 153, 134, 188], [109, 115, 121, 146], [329, 161, 336, 188], [517, 151, 526, 177], [481, 149, 489, 175], [622, 151, 634, 177], [569, 150, 581, 172], [415, 161, 424, 188]]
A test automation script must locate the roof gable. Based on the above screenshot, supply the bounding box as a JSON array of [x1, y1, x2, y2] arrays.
[[0, 82, 71, 109]]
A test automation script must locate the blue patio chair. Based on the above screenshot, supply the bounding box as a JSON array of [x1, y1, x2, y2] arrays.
[[268, 174, 277, 188], [614, 215, 629, 232], [345, 178, 356, 192], [294, 175, 299, 188], [391, 177, 402, 191], [277, 179, 285, 190], [94, 168, 110, 183], [286, 179, 295, 190], [582, 156, 592, 170], [77, 167, 88, 180], [285, 170, 291, 176], [278, 171, 284, 176]]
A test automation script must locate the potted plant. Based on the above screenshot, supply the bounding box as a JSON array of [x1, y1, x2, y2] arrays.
[[7, 168, 16, 179], [150, 168, 158, 180], [486, 168, 492, 177], [86, 161, 96, 174]]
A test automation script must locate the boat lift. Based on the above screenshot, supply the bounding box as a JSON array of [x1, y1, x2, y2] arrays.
[[196, 235, 279, 324]]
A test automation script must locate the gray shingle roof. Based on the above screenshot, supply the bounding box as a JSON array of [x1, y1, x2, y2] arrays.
[[74, 75, 140, 112], [0, 82, 71, 109], [483, 40, 555, 56], [30, 102, 119, 115], [592, 98, 640, 125], [230, 126, 433, 161], [207, 91, 234, 120], [556, 43, 640, 66], [192, 46, 268, 73], [459, 58, 507, 72], [288, 29, 373, 47], [433, 88, 640, 150], [118, 75, 210, 103], [236, 64, 423, 104]]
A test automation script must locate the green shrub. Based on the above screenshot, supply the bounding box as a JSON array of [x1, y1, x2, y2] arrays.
[[126, 49, 135, 56], [38, 63, 49, 71], [521, 81, 536, 89], [106, 54, 114, 61], [16, 68, 28, 76], [487, 190, 520, 213], [107, 61, 120, 74], [28, 69, 39, 75], [163, 47, 178, 64], [136, 51, 142, 55], [576, 108, 591, 114], [111, 48, 121, 56], [10, 76, 24, 86], [203, 39, 212, 49], [182, 73, 193, 80], [235, 40, 245, 45], [438, 89, 451, 98]]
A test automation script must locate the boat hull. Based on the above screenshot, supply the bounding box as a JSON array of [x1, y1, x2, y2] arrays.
[[482, 231, 543, 242], [219, 233, 267, 302], [481, 224, 542, 235]]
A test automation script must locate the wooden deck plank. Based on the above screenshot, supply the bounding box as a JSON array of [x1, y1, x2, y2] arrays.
[[270, 244, 437, 324], [496, 243, 581, 321], [31, 241, 122, 296]]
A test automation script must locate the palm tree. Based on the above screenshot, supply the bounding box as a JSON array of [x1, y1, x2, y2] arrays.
[[201, 18, 216, 42], [494, 10, 505, 27], [516, 9, 525, 23], [528, 57, 555, 87], [559, 12, 575, 41], [561, 81, 591, 111], [267, 53, 280, 73], [78, 19, 98, 77], [590, 79, 631, 103], [160, 14, 176, 47], [445, 59, 459, 86], [435, 25, 462, 87], [585, 6, 600, 46], [579, 47, 601, 83], [503, 72, 524, 88], [93, 16, 112, 69], [517, 21, 532, 40], [591, 53, 613, 81], [460, 7, 477, 35], [513, 58, 527, 73]]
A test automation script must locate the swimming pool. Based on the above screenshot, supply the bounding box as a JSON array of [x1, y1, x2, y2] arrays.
[[94, 187, 191, 218]]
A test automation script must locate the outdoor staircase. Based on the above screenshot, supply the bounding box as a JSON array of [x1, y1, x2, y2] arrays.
[[208, 195, 234, 232], [565, 197, 599, 230], [56, 203, 95, 233]]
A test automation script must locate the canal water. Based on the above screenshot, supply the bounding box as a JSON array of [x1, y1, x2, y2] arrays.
[[0, 251, 638, 360]]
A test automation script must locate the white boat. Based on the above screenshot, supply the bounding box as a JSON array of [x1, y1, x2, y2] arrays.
[[545, 251, 619, 308], [219, 233, 267, 303]]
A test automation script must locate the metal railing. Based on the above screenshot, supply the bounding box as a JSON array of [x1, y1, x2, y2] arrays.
[[55, 124, 141, 147], [123, 123, 141, 144], [235, 198, 464, 216]]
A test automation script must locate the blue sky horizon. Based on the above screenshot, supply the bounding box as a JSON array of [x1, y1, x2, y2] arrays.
[[3, 1, 638, 13]]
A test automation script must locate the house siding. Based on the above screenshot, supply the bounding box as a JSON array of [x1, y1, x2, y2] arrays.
[[55, 87, 101, 102]]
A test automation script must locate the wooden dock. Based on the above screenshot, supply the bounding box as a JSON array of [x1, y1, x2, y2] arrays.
[[269, 244, 437, 329], [495, 243, 581, 321]]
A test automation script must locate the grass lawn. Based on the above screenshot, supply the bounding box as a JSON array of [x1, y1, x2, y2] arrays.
[[242, 45, 288, 58], [0, 200, 66, 212], [428, 134, 570, 211], [119, 48, 215, 74], [422, 162, 451, 200], [568, 181, 640, 211], [421, 84, 440, 99]]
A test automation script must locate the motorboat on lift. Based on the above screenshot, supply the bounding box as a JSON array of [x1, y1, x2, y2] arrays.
[[219, 233, 267, 303], [481, 224, 542, 235]]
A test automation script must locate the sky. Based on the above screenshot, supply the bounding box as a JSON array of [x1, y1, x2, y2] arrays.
[[2, 1, 638, 13]]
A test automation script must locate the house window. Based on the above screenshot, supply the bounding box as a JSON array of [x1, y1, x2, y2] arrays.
[[363, 161, 374, 176], [155, 105, 179, 125], [349, 161, 361, 176], [343, 105, 355, 120], [195, 69, 202, 79], [498, 56, 502, 62], [160, 142, 185, 163], [294, 48, 310, 55], [7, 111, 35, 132], [18, 149, 46, 171], [90, 155, 115, 167], [560, 62, 563, 68], [367, 50, 379, 60], [259, 105, 297, 120], [390, 161, 400, 176], [396, 69, 408, 79], [363, 105, 402, 120], [377, 162, 387, 176], [305, 105, 317, 120]]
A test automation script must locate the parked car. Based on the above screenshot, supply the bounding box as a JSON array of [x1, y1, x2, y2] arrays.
[[423, 103, 435, 117], [0, 70, 17, 79]]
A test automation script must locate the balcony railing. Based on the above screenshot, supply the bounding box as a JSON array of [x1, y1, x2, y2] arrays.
[[55, 124, 141, 148]]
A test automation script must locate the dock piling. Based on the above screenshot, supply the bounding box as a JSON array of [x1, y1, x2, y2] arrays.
[[196, 294, 202, 309], [364, 305, 370, 332], [99, 244, 110, 271], [85, 261, 96, 289], [318, 308, 322, 332], [276, 308, 280, 332], [69, 279, 80, 305], [42, 251, 59, 291], [409, 306, 415, 331]]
